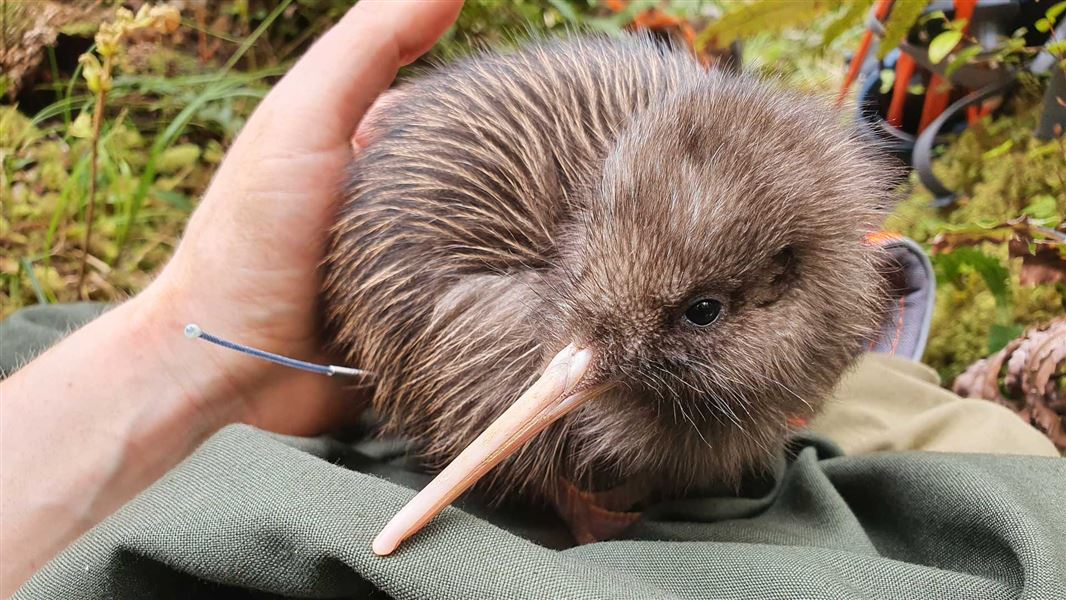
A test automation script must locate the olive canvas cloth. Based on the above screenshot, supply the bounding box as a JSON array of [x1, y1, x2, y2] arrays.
[[4, 304, 1065, 599]]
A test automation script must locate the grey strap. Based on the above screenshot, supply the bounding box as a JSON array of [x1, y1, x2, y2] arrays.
[[912, 79, 1015, 207]]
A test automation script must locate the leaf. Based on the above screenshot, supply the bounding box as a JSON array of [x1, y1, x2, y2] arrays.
[[988, 323, 1024, 354], [1036, 18, 1052, 33], [115, 83, 254, 259], [919, 9, 947, 26], [1022, 195, 1060, 221], [547, 0, 582, 24], [154, 190, 193, 210], [946, 17, 969, 31], [997, 36, 1027, 58], [971, 259, 1011, 311], [696, 0, 839, 49], [928, 30, 963, 64], [68, 112, 93, 139], [821, 0, 875, 49], [932, 247, 1012, 310], [981, 139, 1014, 159], [18, 259, 51, 305], [879, 68, 896, 93], [31, 95, 92, 129], [221, 0, 293, 72], [1048, 1, 1066, 22], [945, 44, 983, 77], [877, 0, 928, 60]]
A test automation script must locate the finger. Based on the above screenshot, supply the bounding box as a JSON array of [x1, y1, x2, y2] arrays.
[[260, 0, 462, 146]]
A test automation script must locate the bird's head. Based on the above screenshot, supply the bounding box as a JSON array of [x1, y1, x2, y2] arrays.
[[541, 75, 894, 443]]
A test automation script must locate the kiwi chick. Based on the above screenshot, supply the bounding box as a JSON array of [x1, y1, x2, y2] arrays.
[[322, 35, 894, 510]]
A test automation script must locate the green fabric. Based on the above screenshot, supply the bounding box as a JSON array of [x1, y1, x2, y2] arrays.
[[6, 304, 1066, 599]]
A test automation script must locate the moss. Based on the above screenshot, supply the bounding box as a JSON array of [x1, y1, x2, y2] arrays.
[[883, 181, 941, 243], [925, 261, 1065, 383], [934, 100, 1065, 225], [885, 93, 1066, 383], [0, 104, 204, 315]]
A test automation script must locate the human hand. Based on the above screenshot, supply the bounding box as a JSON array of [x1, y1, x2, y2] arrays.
[[139, 0, 463, 434], [0, 2, 462, 593]]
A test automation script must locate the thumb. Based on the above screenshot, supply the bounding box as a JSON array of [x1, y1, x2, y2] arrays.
[[255, 0, 463, 147]]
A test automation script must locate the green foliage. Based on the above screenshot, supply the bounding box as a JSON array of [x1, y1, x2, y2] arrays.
[[1048, 0, 1066, 21], [944, 44, 982, 77], [930, 246, 1027, 354], [1022, 194, 1061, 225], [739, 5, 862, 91], [877, 0, 927, 59], [427, 0, 602, 61], [885, 97, 1066, 381], [696, 0, 843, 49], [1, 1, 283, 314], [987, 323, 1025, 353], [821, 0, 875, 49], [924, 265, 1063, 383], [2, 103, 204, 310], [1036, 0, 1066, 33], [887, 102, 1066, 238], [933, 247, 1011, 311], [927, 29, 962, 64]]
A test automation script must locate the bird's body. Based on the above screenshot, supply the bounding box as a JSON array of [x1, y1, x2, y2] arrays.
[[322, 35, 893, 516]]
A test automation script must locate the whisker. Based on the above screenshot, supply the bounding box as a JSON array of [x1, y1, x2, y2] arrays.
[[673, 398, 714, 452]]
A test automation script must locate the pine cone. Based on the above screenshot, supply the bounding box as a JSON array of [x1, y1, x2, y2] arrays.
[[953, 317, 1066, 451]]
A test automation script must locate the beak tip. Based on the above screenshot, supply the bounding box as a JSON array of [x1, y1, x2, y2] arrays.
[[368, 343, 596, 556], [372, 534, 397, 556]]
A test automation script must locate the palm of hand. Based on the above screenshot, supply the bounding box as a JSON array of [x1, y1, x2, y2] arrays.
[[145, 2, 463, 434]]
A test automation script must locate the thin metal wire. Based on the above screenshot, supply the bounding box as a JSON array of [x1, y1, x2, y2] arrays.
[[183, 324, 370, 378]]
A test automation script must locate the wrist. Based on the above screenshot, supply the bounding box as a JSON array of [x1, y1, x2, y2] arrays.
[[125, 282, 260, 431], [133, 276, 359, 435], [0, 287, 252, 590]]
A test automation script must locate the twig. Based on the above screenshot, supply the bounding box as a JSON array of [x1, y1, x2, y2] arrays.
[[1056, 134, 1066, 194], [76, 79, 108, 299]]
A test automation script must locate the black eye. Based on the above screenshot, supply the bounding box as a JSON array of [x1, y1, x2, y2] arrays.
[[684, 299, 722, 327]]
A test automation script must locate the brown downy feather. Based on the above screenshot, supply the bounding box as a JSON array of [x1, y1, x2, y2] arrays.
[[322, 35, 897, 507]]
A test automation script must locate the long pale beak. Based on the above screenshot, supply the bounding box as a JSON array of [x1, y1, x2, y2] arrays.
[[372, 343, 594, 556]]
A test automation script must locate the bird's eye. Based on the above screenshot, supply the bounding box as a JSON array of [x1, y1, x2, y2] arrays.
[[684, 299, 722, 327]]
